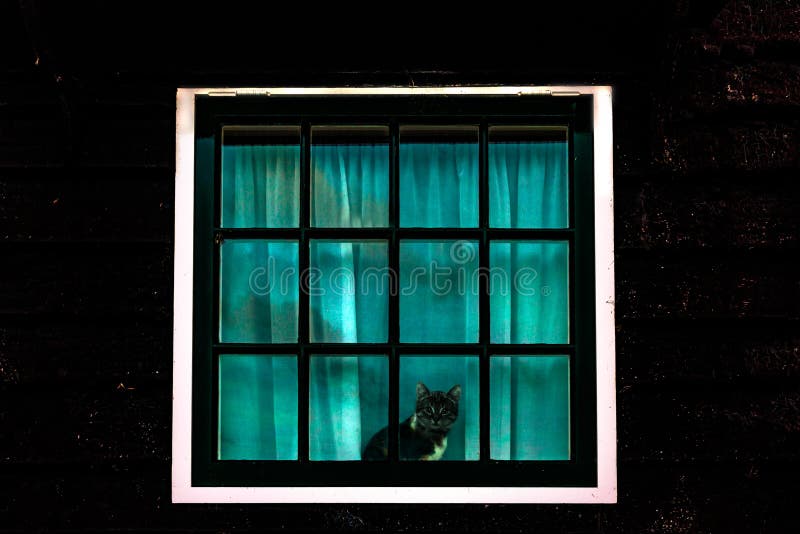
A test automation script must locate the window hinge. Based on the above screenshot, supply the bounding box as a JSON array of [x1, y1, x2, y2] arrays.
[[517, 89, 551, 96], [207, 90, 272, 97], [236, 89, 271, 96]]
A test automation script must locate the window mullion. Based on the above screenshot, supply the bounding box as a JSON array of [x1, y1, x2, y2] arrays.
[[479, 120, 490, 463], [298, 121, 311, 463], [388, 121, 400, 462]]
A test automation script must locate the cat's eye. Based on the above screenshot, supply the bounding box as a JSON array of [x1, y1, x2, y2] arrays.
[[400, 355, 480, 462]]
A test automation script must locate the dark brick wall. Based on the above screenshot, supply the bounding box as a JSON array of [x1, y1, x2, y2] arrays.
[[1, 1, 798, 531]]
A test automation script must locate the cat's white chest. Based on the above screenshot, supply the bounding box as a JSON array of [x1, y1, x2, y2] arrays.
[[426, 437, 447, 461]]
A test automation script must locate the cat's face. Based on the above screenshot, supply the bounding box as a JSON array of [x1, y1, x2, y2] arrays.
[[414, 382, 461, 433]]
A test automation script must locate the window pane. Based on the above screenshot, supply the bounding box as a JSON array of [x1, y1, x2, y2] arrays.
[[310, 240, 389, 343], [221, 126, 300, 228], [489, 126, 568, 228], [218, 354, 298, 460], [490, 240, 569, 344], [310, 355, 388, 461], [397, 355, 480, 461], [400, 240, 479, 343], [219, 240, 299, 343], [311, 126, 389, 227], [400, 125, 478, 228], [490, 355, 569, 460]]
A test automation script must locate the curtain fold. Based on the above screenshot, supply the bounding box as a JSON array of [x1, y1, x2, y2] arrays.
[[310, 356, 362, 460], [310, 240, 388, 343], [400, 143, 478, 227], [218, 355, 297, 460], [489, 141, 567, 228], [312, 144, 388, 227], [489, 241, 569, 344], [399, 240, 479, 343], [219, 240, 299, 343], [222, 144, 300, 228], [490, 356, 569, 460], [310, 355, 388, 460]]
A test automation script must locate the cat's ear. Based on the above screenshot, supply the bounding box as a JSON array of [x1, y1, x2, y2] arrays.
[[447, 384, 462, 402], [416, 382, 431, 400]]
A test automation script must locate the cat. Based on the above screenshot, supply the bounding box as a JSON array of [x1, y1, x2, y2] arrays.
[[362, 382, 461, 461]]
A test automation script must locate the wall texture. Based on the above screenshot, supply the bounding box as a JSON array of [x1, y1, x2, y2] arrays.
[[1, 1, 798, 531]]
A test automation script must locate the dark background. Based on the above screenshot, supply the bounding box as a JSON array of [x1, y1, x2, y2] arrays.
[[1, 1, 798, 531]]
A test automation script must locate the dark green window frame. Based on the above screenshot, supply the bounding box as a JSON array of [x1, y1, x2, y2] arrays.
[[191, 95, 597, 487]]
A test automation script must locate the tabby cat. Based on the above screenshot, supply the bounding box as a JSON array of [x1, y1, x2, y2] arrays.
[[362, 382, 461, 461]]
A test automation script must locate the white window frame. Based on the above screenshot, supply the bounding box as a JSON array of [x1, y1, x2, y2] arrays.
[[172, 86, 616, 503]]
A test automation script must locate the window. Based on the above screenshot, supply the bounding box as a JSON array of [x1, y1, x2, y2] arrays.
[[173, 87, 616, 503]]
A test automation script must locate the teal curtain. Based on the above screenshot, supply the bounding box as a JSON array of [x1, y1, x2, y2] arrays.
[[217, 140, 570, 461], [489, 241, 569, 344], [218, 355, 297, 460], [399, 239, 480, 343], [221, 144, 299, 228], [312, 144, 389, 227], [219, 240, 299, 343], [489, 141, 568, 228], [309, 355, 388, 460], [490, 356, 570, 460], [400, 143, 478, 227], [310, 240, 388, 343]]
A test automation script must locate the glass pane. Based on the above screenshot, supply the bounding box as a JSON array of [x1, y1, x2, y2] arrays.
[[309, 240, 389, 343], [490, 240, 569, 344], [221, 126, 300, 228], [396, 355, 480, 461], [490, 355, 569, 460], [218, 354, 298, 460], [311, 126, 389, 227], [489, 126, 568, 228], [310, 355, 388, 461], [400, 240, 479, 343], [219, 240, 299, 343], [400, 125, 478, 228]]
